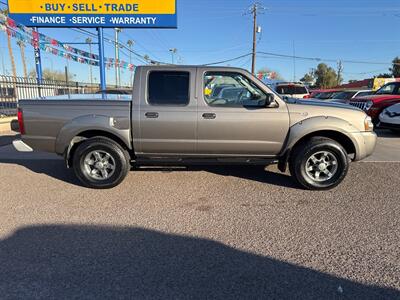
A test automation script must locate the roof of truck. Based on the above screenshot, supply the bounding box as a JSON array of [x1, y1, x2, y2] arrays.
[[137, 65, 247, 70]]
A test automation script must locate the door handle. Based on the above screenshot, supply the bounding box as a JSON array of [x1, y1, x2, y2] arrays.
[[145, 112, 159, 119], [202, 113, 216, 120]]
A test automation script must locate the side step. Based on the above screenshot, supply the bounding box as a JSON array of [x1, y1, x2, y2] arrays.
[[134, 157, 279, 166]]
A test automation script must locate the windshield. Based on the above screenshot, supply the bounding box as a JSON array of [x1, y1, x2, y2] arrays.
[[315, 92, 337, 99], [333, 91, 356, 100]]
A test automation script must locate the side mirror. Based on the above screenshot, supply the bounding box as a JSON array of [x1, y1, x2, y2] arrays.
[[265, 93, 275, 106]]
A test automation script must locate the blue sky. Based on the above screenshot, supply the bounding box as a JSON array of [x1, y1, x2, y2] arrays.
[[1, 0, 400, 85]]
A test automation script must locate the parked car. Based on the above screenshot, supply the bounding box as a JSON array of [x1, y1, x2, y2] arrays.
[[13, 66, 376, 190], [329, 90, 373, 104], [378, 103, 400, 133], [274, 82, 310, 99], [348, 82, 400, 123], [312, 89, 342, 100]]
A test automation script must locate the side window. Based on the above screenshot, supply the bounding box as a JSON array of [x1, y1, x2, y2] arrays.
[[204, 72, 267, 107], [148, 71, 190, 106]]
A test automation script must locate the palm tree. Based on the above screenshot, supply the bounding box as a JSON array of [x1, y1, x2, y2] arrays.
[[17, 40, 27, 78], [1, 9, 17, 78]]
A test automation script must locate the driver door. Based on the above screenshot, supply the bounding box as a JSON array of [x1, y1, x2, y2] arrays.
[[196, 68, 290, 156]]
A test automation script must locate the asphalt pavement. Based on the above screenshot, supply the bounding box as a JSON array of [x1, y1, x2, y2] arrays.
[[0, 131, 399, 299]]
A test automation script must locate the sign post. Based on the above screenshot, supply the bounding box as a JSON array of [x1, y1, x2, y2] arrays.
[[7, 0, 177, 90], [97, 27, 106, 91]]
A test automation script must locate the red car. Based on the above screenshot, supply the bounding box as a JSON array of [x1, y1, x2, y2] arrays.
[[349, 82, 400, 123]]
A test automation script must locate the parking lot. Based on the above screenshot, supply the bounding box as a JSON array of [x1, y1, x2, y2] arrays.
[[0, 130, 399, 299]]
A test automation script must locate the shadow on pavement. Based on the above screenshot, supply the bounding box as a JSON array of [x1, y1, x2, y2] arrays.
[[137, 165, 298, 189], [0, 158, 80, 186], [0, 134, 17, 147], [0, 225, 398, 299]]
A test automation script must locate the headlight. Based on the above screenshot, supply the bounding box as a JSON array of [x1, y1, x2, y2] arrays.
[[364, 116, 374, 131], [365, 100, 374, 111]]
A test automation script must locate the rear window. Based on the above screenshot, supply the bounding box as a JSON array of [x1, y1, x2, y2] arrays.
[[276, 85, 308, 95], [148, 71, 190, 105]]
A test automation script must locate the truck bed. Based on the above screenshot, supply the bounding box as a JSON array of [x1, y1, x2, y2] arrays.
[[19, 98, 131, 154]]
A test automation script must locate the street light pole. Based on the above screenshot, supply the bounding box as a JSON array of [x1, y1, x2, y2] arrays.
[[127, 39, 134, 86], [169, 48, 177, 64], [114, 28, 121, 87], [86, 37, 93, 88]]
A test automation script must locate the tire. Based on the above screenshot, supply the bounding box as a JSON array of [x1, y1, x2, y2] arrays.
[[289, 137, 349, 190], [72, 137, 130, 189]]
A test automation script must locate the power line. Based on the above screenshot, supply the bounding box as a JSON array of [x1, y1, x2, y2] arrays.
[[257, 51, 400, 66], [203, 53, 253, 66], [69, 28, 169, 65]]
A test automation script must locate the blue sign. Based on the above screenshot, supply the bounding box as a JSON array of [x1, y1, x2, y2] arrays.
[[8, 0, 177, 28]]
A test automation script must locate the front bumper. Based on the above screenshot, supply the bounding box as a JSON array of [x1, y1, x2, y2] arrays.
[[350, 131, 377, 161], [12, 139, 33, 152]]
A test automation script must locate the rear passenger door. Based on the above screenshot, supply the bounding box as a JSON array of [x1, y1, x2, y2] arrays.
[[138, 69, 197, 155]]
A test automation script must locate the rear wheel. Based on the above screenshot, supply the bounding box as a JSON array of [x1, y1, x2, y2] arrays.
[[289, 137, 349, 190], [72, 137, 130, 189]]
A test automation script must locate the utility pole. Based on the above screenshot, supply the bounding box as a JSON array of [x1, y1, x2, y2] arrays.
[[169, 48, 177, 64], [249, 3, 264, 74], [293, 40, 296, 82], [337, 60, 343, 86], [114, 28, 121, 87], [86, 37, 93, 88]]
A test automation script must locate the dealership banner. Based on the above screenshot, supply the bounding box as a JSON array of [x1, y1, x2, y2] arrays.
[[8, 0, 177, 28]]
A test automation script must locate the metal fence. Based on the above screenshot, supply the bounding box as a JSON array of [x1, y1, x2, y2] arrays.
[[0, 75, 101, 116]]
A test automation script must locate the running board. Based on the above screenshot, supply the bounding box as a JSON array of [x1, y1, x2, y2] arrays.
[[134, 157, 279, 166]]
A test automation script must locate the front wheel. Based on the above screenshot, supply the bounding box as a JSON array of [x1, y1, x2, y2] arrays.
[[72, 137, 130, 189], [289, 137, 349, 190]]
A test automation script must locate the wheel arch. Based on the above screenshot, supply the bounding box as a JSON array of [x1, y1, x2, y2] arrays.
[[278, 125, 358, 172], [65, 130, 133, 168]]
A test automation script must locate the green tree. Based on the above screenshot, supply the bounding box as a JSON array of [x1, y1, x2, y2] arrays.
[[390, 57, 400, 78], [314, 63, 339, 88], [374, 73, 392, 78], [300, 70, 315, 85]]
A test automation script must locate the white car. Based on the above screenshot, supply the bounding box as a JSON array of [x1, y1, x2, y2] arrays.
[[274, 83, 310, 99], [379, 103, 400, 133]]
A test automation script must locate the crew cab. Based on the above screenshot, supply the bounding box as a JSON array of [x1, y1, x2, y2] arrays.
[[14, 66, 376, 190], [349, 82, 400, 123]]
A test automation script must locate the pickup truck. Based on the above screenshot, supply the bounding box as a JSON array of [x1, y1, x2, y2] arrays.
[[349, 82, 400, 123], [13, 66, 377, 190]]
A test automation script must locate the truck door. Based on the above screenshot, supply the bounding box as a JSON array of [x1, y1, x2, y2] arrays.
[[137, 68, 197, 155], [197, 69, 290, 156]]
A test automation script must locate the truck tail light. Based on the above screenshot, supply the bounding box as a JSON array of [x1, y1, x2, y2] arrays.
[[303, 94, 311, 99], [17, 108, 25, 134]]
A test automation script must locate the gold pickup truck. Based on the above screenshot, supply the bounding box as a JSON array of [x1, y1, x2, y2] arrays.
[[13, 66, 376, 190]]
